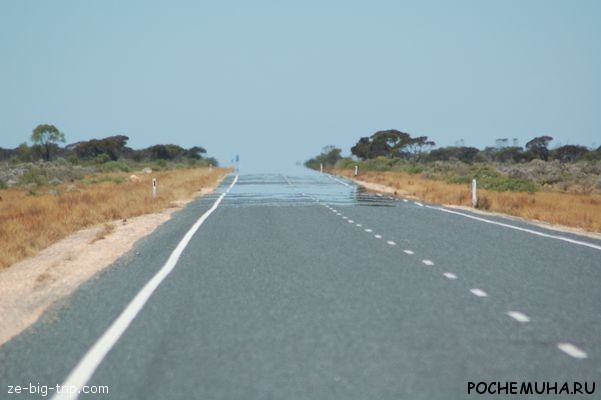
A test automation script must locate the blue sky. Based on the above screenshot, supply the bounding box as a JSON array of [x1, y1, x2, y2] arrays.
[[1, 0, 600, 171]]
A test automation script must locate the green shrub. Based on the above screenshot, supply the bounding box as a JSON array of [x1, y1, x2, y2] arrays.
[[19, 167, 48, 186], [334, 158, 356, 169], [406, 165, 424, 174], [0, 179, 7, 190], [98, 161, 132, 173], [94, 154, 111, 164]]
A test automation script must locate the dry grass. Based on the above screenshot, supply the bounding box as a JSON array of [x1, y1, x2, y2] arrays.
[[0, 167, 230, 268], [333, 169, 601, 233]]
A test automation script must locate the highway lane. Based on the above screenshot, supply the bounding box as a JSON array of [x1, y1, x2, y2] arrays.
[[1, 171, 599, 399]]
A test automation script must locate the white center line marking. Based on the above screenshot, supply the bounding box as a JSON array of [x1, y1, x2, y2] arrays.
[[507, 311, 530, 323], [470, 288, 488, 297], [403, 250, 414, 255], [365, 228, 373, 233], [421, 259, 434, 266], [374, 234, 382, 239], [443, 272, 457, 280], [52, 175, 239, 400], [387, 240, 396, 245], [342, 216, 348, 219], [557, 343, 588, 359], [356, 224, 362, 227], [348, 220, 354, 223]]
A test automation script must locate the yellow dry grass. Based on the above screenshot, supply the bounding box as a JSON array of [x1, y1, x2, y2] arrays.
[[333, 169, 601, 233], [0, 167, 230, 268]]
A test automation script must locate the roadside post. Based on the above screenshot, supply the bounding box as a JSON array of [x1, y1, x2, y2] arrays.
[[152, 178, 157, 198], [471, 178, 478, 208], [320, 163, 323, 173], [209, 163, 213, 172], [354, 165, 359, 176]]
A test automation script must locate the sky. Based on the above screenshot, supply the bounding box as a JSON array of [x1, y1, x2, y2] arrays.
[[1, 0, 600, 171]]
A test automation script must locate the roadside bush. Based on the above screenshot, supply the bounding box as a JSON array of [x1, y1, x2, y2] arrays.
[[97, 161, 132, 173], [0, 179, 7, 190], [94, 154, 111, 164], [18, 167, 48, 186]]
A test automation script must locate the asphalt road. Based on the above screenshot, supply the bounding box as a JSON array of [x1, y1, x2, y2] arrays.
[[1, 170, 600, 399]]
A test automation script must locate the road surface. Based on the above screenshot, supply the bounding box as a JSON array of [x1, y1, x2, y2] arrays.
[[1, 171, 600, 399]]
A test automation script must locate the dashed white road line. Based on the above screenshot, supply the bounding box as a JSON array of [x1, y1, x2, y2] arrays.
[[374, 234, 382, 239], [557, 343, 588, 359], [347, 220, 354, 223], [402, 199, 408, 203], [470, 288, 488, 297], [443, 272, 457, 280], [421, 259, 434, 266], [365, 228, 373, 233], [342, 216, 348, 219], [507, 311, 531, 323], [387, 240, 396, 246], [356, 224, 362, 227], [52, 175, 239, 400], [403, 249, 414, 255]]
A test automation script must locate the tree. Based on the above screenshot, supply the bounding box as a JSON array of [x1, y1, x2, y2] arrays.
[[350, 130, 413, 160], [494, 146, 526, 163], [17, 142, 32, 162], [74, 135, 130, 160], [428, 146, 479, 163], [525, 135, 553, 161], [551, 145, 588, 163], [406, 136, 435, 160], [31, 124, 66, 161], [186, 146, 206, 159]]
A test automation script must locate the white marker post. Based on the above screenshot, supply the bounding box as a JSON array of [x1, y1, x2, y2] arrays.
[[320, 163, 323, 173], [209, 163, 212, 172], [471, 178, 477, 208], [354, 165, 358, 176], [152, 178, 157, 198]]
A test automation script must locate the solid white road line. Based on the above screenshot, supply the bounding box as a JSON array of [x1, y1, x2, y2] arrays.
[[403, 250, 414, 255], [470, 288, 488, 297], [52, 175, 239, 400], [557, 343, 588, 359], [421, 259, 434, 266], [326, 173, 352, 188], [414, 201, 424, 207], [507, 311, 531, 323], [443, 272, 457, 280], [426, 206, 601, 252]]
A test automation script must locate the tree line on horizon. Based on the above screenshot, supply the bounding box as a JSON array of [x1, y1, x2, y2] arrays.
[[306, 129, 601, 169], [0, 124, 218, 166]]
